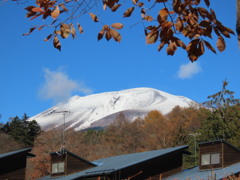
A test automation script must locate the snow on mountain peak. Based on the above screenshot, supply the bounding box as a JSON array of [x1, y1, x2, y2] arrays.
[[30, 87, 195, 131]]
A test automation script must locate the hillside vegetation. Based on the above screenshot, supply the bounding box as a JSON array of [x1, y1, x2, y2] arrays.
[[1, 81, 240, 179]]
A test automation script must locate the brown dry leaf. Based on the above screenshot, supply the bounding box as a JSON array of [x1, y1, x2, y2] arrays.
[[89, 12, 99, 22], [132, 0, 138, 5], [103, 3, 107, 10], [146, 31, 159, 44], [38, 25, 45, 31], [224, 26, 235, 35], [203, 40, 216, 54], [146, 26, 155, 30], [110, 29, 122, 42], [104, 0, 115, 8], [217, 24, 233, 38], [138, 2, 144, 7], [77, 23, 84, 34], [204, 0, 210, 7], [53, 36, 61, 51], [103, 25, 110, 31], [197, 7, 210, 19], [213, 26, 221, 36], [43, 9, 51, 19], [59, 4, 68, 12], [105, 30, 112, 41], [158, 8, 168, 23], [26, 11, 37, 18], [173, 37, 186, 49], [156, 0, 168, 2], [23, 27, 36, 36], [44, 34, 53, 41], [60, 23, 70, 39], [197, 41, 205, 56], [141, 8, 146, 18], [144, 15, 153, 22], [173, 0, 180, 13], [35, 0, 42, 6], [175, 18, 183, 32], [70, 23, 76, 39], [186, 41, 194, 52], [161, 21, 172, 29], [111, 4, 121, 12], [189, 54, 198, 62], [51, 6, 60, 19], [98, 29, 105, 41], [166, 41, 177, 56], [31, 7, 43, 12], [54, 30, 61, 35], [158, 41, 166, 52], [123, 7, 134, 17], [111, 23, 124, 29], [217, 36, 226, 52]]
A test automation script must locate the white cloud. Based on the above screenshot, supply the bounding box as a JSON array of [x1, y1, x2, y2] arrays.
[[39, 68, 92, 103], [177, 62, 202, 79]]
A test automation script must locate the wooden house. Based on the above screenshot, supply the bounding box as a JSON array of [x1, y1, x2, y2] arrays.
[[39, 145, 189, 180], [199, 140, 240, 170], [165, 140, 240, 180], [0, 148, 34, 180], [50, 150, 96, 178]]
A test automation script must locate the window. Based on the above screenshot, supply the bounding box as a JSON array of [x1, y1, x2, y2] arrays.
[[201, 153, 220, 166], [201, 154, 210, 165], [211, 153, 220, 164], [52, 162, 65, 173]]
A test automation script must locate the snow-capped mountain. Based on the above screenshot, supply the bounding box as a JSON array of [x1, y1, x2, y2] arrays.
[[30, 88, 195, 131]]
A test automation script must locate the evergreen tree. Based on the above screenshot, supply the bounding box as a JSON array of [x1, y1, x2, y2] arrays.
[[0, 113, 41, 147], [200, 81, 240, 146]]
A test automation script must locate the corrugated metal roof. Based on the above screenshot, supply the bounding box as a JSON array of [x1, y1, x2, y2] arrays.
[[38, 145, 188, 180], [0, 148, 32, 159], [164, 163, 240, 180]]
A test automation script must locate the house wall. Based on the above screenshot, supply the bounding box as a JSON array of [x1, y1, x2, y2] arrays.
[[51, 152, 95, 177], [66, 153, 95, 175], [223, 143, 240, 167], [50, 153, 66, 177], [0, 154, 27, 180], [51, 153, 66, 163], [199, 142, 223, 170]]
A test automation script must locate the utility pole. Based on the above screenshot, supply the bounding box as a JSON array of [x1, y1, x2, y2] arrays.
[[189, 133, 201, 166], [53, 110, 69, 153]]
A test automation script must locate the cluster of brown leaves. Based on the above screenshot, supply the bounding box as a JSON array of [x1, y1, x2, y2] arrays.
[[22, 0, 235, 61], [143, 0, 235, 61]]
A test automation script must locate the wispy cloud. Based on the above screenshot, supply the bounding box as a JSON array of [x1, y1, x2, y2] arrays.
[[177, 62, 202, 79], [39, 68, 92, 103]]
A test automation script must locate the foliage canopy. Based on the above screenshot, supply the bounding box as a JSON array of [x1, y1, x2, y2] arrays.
[[0, 113, 41, 147], [9, 0, 237, 61]]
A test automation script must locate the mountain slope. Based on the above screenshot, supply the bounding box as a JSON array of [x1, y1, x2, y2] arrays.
[[30, 88, 195, 131]]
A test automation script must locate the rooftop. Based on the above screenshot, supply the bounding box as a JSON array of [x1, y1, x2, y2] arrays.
[[39, 145, 188, 180], [0, 148, 33, 159], [164, 162, 240, 180]]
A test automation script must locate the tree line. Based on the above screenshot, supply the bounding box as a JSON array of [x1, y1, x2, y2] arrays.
[[0, 113, 41, 153]]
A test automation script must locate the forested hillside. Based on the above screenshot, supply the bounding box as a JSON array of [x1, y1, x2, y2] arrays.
[[1, 82, 240, 180]]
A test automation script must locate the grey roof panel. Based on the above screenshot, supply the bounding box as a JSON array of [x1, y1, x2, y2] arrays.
[[0, 148, 32, 159], [38, 145, 188, 180], [165, 163, 240, 180]]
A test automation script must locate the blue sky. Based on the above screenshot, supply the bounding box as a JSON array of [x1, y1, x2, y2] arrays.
[[0, 0, 239, 122]]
